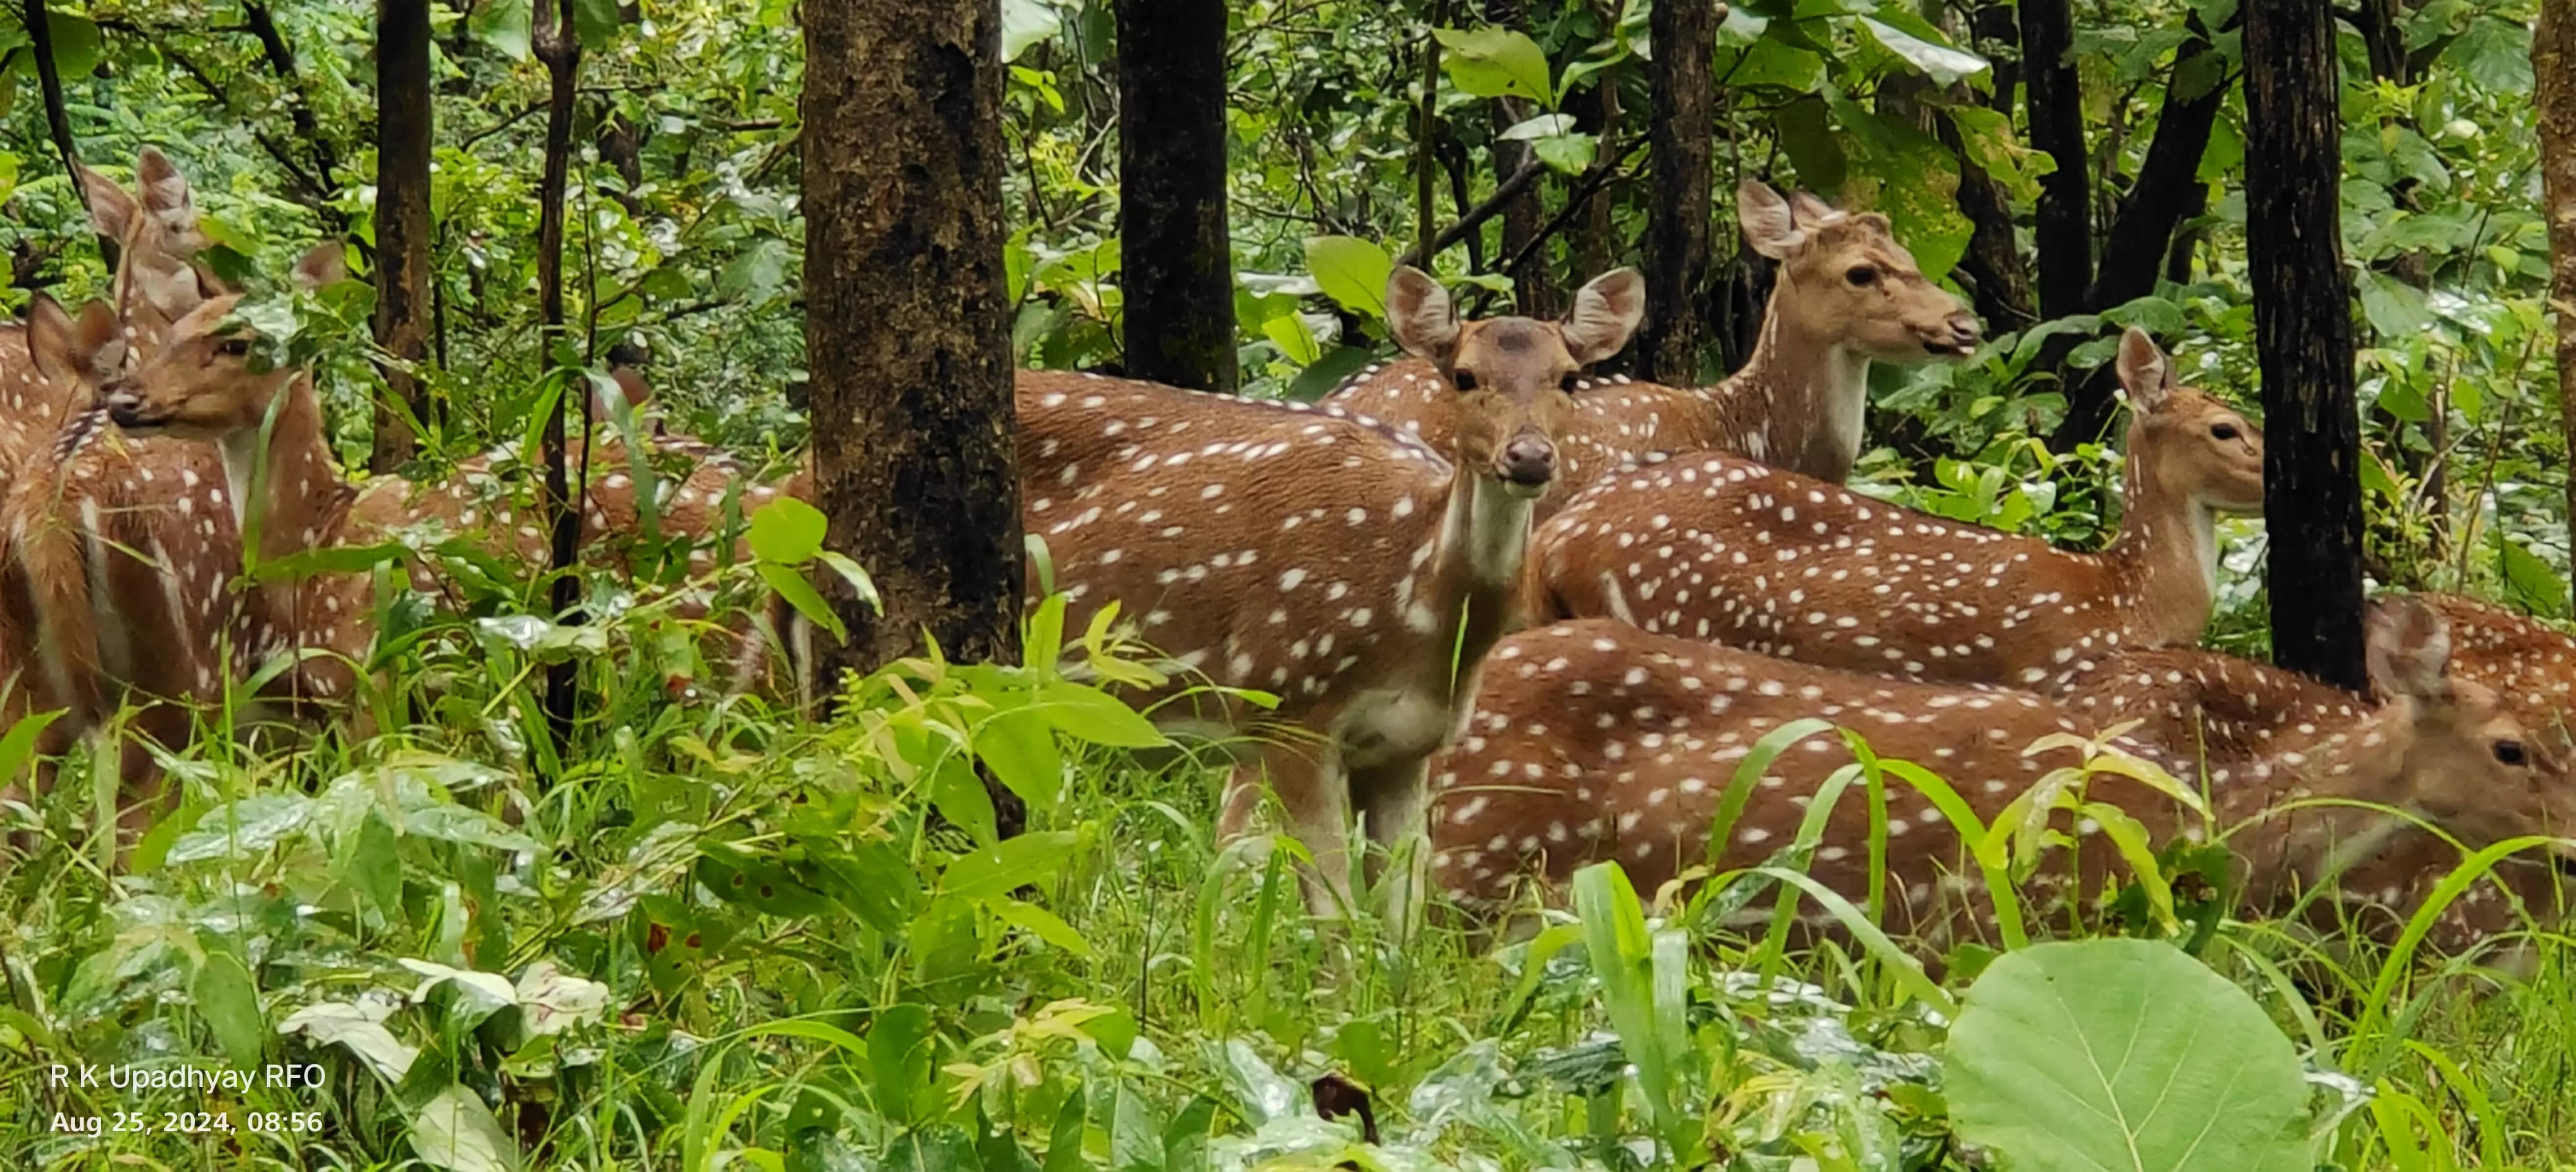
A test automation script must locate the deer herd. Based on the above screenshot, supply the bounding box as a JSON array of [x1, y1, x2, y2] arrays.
[[4, 155, 2572, 958]]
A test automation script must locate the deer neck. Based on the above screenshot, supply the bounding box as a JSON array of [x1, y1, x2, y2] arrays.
[[1420, 462, 1535, 671], [2204, 699, 2417, 910], [221, 374, 352, 562], [2104, 444, 2219, 647], [1704, 287, 1872, 478]]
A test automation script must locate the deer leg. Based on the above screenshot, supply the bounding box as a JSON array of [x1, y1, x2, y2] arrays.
[[1242, 741, 1355, 917], [1350, 756, 1432, 932]]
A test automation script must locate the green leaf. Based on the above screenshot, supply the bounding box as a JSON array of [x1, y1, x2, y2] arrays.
[[1284, 345, 1378, 402], [940, 830, 1081, 901], [1714, 35, 1824, 94], [976, 702, 1063, 814], [867, 1004, 937, 1127], [2498, 536, 2570, 621], [469, 0, 532, 61], [2357, 271, 2433, 338], [251, 540, 408, 582], [1773, 96, 1845, 193], [1303, 236, 1394, 320], [749, 497, 829, 564], [409, 1083, 520, 1172], [1858, 17, 1986, 85], [1531, 133, 1595, 174], [347, 810, 404, 919], [719, 237, 793, 304], [1001, 0, 1061, 63], [1946, 105, 2051, 203], [2444, 16, 2533, 94], [571, 0, 622, 50], [1946, 939, 2311, 1172], [1261, 312, 1323, 365], [191, 953, 264, 1068], [1037, 680, 1167, 748], [760, 562, 847, 644], [1499, 113, 1578, 141], [1432, 27, 1553, 104]]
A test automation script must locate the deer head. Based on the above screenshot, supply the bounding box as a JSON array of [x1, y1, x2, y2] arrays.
[[100, 242, 346, 441], [2116, 328, 2264, 517], [2354, 597, 2575, 852], [1738, 181, 1979, 361], [1385, 265, 1642, 497], [82, 149, 216, 334]]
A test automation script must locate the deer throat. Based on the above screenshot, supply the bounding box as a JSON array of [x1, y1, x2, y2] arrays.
[[1707, 310, 1873, 478], [1441, 468, 1535, 591], [214, 429, 264, 533]]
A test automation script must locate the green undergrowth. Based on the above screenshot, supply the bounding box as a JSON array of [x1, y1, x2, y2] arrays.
[[0, 574, 2572, 1170]]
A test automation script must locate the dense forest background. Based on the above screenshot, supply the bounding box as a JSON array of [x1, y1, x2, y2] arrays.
[[9, 0, 2576, 1167]]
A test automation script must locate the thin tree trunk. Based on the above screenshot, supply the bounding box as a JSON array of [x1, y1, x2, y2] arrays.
[[372, 0, 434, 471], [2539, 0, 2576, 610], [2018, 0, 2091, 320], [23, 0, 115, 266], [1414, 11, 1442, 270], [2244, 0, 2365, 691], [804, 0, 1019, 678], [1115, 0, 1235, 393], [533, 0, 581, 751], [1640, 0, 1712, 383]]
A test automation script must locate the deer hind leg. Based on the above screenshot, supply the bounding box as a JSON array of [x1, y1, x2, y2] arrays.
[[1236, 740, 1356, 918]]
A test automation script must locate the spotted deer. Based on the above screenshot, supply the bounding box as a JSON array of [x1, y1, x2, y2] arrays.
[[1025, 265, 1640, 916], [1325, 183, 1980, 515], [1530, 328, 2265, 691], [1425, 605, 2572, 951], [95, 242, 792, 717]]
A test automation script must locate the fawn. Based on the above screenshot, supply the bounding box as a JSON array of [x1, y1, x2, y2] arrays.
[[1531, 327, 2265, 690], [1325, 182, 1980, 513], [1025, 265, 1640, 916], [1425, 603, 2572, 951]]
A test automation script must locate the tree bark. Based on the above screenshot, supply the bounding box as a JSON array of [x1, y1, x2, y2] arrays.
[[2244, 0, 2365, 691], [2017, 0, 2091, 320], [1487, 0, 1556, 321], [2052, 20, 2229, 450], [2540, 0, 2576, 611], [1638, 0, 1712, 383], [372, 0, 434, 471], [1114, 0, 1235, 393], [533, 0, 582, 751], [804, 0, 1020, 683], [23, 0, 115, 266]]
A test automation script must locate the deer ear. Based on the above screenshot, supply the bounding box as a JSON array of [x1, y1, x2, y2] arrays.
[[81, 166, 138, 242], [2367, 596, 2456, 702], [1385, 266, 1460, 363], [26, 295, 79, 382], [2115, 327, 2176, 411], [1737, 181, 1805, 259], [135, 148, 196, 228], [1790, 190, 1848, 226], [1562, 268, 1645, 365], [293, 241, 349, 290], [72, 300, 126, 380]]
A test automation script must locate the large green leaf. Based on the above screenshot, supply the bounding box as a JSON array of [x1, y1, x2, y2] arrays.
[[1432, 27, 1552, 105], [409, 1083, 520, 1172], [1946, 939, 2311, 1172], [191, 953, 265, 1068], [2443, 15, 2532, 95], [469, 0, 531, 60], [1002, 0, 1061, 63], [2497, 536, 2570, 621], [1303, 236, 1394, 321], [1858, 16, 1986, 86]]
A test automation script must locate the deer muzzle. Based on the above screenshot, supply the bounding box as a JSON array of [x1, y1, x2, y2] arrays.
[[1497, 434, 1557, 497], [1921, 312, 1983, 357]]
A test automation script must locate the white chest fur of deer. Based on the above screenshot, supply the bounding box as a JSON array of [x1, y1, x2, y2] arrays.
[[1531, 328, 2265, 691], [1427, 604, 2573, 951], [1027, 264, 1640, 916], [1323, 183, 1980, 514]]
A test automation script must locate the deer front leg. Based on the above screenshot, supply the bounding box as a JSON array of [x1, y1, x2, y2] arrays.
[[1232, 741, 1357, 918], [1351, 756, 1432, 935]]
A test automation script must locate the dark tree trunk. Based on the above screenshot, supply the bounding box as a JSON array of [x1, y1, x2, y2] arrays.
[[2244, 0, 2365, 691], [804, 0, 1020, 683], [2017, 0, 2091, 320], [1638, 0, 1712, 383], [2052, 21, 2229, 450], [24, 0, 114, 266], [1489, 0, 1556, 319], [533, 0, 582, 751], [372, 0, 434, 472], [1947, 125, 2034, 330], [1114, 0, 1235, 393], [2540, 0, 2576, 610]]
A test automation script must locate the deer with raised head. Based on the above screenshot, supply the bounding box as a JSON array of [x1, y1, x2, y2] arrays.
[[1325, 183, 1980, 514], [1027, 265, 1641, 916], [1425, 605, 2572, 950], [1530, 328, 2265, 691]]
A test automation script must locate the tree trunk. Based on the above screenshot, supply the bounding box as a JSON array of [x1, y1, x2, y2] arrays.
[[2244, 0, 2365, 691], [533, 0, 581, 751], [2052, 20, 2228, 450], [1114, 0, 1235, 393], [2017, 0, 2091, 320], [1489, 0, 1556, 321], [1638, 0, 1712, 383], [24, 0, 114, 266], [2540, 0, 2576, 611], [804, 0, 1020, 681], [372, 0, 434, 471]]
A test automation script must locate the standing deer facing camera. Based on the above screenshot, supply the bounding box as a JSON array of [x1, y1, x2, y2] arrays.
[[1326, 182, 1980, 513], [1024, 265, 1641, 918], [1531, 328, 2265, 690], [1427, 603, 2573, 951]]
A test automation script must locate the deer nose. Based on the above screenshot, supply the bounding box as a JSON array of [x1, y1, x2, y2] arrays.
[[1944, 313, 1983, 349], [1499, 435, 1556, 489]]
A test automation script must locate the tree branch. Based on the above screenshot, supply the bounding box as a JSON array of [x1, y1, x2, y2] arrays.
[[1395, 155, 1544, 269]]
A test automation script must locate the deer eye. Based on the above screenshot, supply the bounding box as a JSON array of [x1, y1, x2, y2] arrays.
[[1559, 372, 1583, 392], [1451, 370, 1479, 391], [1845, 266, 1879, 287], [2210, 422, 2239, 441], [2495, 740, 2528, 767], [216, 338, 253, 359]]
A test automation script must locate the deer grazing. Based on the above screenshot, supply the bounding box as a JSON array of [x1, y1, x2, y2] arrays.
[[1425, 606, 2572, 948], [1325, 182, 1980, 514], [1530, 328, 2265, 691], [1026, 265, 1640, 914]]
